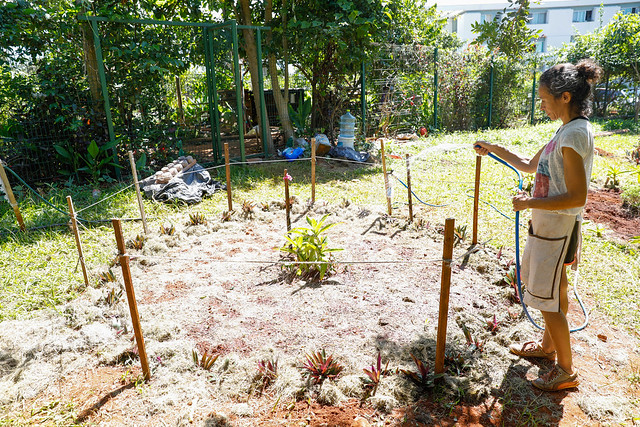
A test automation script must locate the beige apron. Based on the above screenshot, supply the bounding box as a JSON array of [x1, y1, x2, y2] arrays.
[[521, 209, 580, 312]]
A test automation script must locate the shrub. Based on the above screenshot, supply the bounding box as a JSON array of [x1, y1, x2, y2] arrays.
[[279, 214, 342, 280], [622, 184, 640, 212]]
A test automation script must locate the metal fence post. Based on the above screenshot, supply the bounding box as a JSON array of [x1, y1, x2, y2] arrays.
[[361, 61, 366, 140], [231, 20, 246, 163], [256, 28, 269, 155], [530, 66, 537, 125], [90, 19, 120, 179], [488, 55, 494, 129], [433, 47, 438, 130]]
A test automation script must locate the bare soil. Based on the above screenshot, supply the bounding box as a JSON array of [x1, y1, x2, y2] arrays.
[[1, 183, 639, 426]]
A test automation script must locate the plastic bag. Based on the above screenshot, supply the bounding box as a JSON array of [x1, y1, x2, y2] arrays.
[[327, 146, 370, 163]]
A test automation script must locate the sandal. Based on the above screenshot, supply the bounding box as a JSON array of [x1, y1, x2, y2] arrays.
[[533, 365, 579, 391], [509, 341, 556, 361]]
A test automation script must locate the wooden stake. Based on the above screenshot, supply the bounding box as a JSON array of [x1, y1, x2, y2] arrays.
[[128, 151, 149, 235], [112, 219, 151, 381], [380, 140, 392, 215], [435, 217, 455, 375], [67, 196, 89, 287], [311, 137, 316, 204], [472, 155, 482, 245], [224, 143, 233, 212], [284, 169, 291, 231], [406, 154, 413, 222], [0, 161, 25, 231]]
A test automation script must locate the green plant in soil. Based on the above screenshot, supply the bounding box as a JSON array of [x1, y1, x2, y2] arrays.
[[363, 352, 391, 397], [187, 212, 207, 226], [605, 165, 621, 190], [97, 268, 117, 285], [400, 353, 442, 389], [256, 357, 278, 393], [160, 223, 175, 235], [192, 350, 219, 371], [279, 214, 342, 280], [78, 140, 123, 187], [303, 349, 343, 384], [460, 322, 485, 353]]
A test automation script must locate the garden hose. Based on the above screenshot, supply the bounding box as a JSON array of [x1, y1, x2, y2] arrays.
[[483, 151, 589, 333]]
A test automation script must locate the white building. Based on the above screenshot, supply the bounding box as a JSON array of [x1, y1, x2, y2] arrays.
[[435, 0, 640, 52]]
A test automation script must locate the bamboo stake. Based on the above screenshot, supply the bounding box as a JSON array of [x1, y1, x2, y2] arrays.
[[311, 137, 316, 204], [435, 217, 455, 375], [284, 169, 291, 231], [112, 219, 151, 381], [472, 155, 482, 245], [0, 161, 25, 231], [380, 140, 392, 215], [406, 154, 413, 222], [224, 143, 233, 212], [128, 151, 149, 235], [67, 196, 89, 287]]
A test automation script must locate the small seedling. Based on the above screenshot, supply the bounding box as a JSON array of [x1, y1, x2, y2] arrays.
[[188, 212, 207, 226], [454, 224, 468, 246], [400, 353, 442, 389], [460, 322, 484, 353], [257, 357, 278, 392], [444, 350, 469, 376], [605, 165, 621, 190], [279, 214, 342, 280], [221, 211, 232, 222], [363, 352, 391, 396], [129, 234, 145, 250], [242, 200, 257, 218], [192, 349, 219, 371], [303, 349, 343, 384], [160, 223, 175, 235], [106, 287, 123, 306], [486, 314, 500, 334], [98, 269, 116, 284], [261, 202, 270, 212]]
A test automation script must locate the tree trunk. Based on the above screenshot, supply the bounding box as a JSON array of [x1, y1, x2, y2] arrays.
[[265, 0, 294, 141], [238, 0, 274, 154]]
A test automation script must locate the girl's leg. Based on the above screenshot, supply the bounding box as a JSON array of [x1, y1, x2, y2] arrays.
[[541, 268, 573, 373]]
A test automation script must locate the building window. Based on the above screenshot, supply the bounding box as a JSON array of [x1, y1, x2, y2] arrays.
[[530, 11, 547, 24], [448, 17, 458, 33], [621, 5, 639, 14], [573, 9, 594, 22], [481, 12, 495, 23], [534, 37, 546, 53]]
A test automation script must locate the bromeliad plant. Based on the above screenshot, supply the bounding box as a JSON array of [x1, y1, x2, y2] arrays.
[[363, 352, 391, 396], [192, 349, 219, 371], [160, 223, 175, 235], [400, 353, 442, 389], [279, 214, 342, 280], [256, 357, 278, 392], [460, 322, 485, 353], [188, 212, 207, 226], [303, 349, 343, 384]]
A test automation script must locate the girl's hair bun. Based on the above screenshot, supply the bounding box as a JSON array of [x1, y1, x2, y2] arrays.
[[576, 58, 603, 85]]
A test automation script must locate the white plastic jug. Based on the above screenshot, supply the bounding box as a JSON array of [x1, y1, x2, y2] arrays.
[[338, 111, 356, 149]]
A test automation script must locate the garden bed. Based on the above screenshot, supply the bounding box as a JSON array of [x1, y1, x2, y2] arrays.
[[1, 194, 639, 426]]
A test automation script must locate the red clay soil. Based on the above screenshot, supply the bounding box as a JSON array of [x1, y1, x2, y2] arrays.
[[583, 188, 640, 239]]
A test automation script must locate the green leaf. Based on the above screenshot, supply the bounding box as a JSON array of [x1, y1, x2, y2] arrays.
[[87, 140, 99, 159]]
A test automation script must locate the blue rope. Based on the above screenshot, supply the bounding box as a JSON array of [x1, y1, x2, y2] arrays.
[[484, 151, 588, 332]]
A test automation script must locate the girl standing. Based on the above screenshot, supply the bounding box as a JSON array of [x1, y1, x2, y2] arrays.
[[474, 59, 602, 391]]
